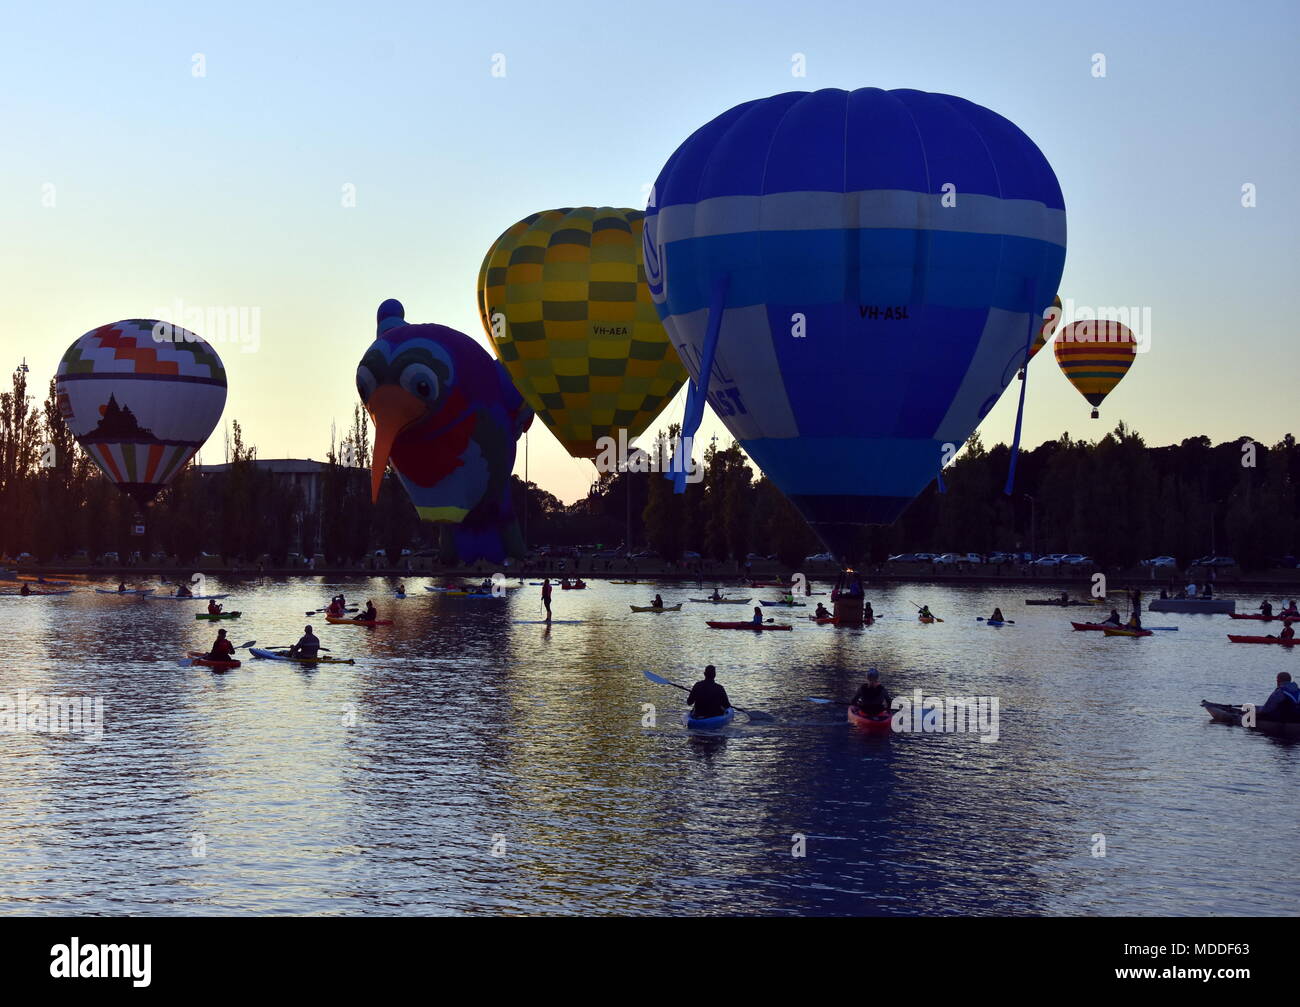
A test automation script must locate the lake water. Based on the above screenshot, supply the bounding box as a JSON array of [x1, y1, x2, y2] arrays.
[[1, 577, 1295, 916]]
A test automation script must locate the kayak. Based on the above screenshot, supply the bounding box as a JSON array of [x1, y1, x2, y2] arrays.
[[810, 616, 838, 624], [194, 611, 242, 620], [325, 615, 393, 626], [95, 587, 155, 596], [1071, 621, 1122, 631], [560, 583, 587, 590], [1227, 634, 1299, 645], [706, 621, 792, 631], [1102, 626, 1152, 637], [248, 647, 355, 665], [985, 620, 1008, 627], [760, 599, 805, 607], [148, 593, 231, 601], [610, 580, 639, 585], [847, 705, 892, 732], [688, 597, 752, 604], [630, 604, 681, 612], [3, 589, 74, 596], [1201, 700, 1300, 738], [1024, 598, 1096, 607], [1229, 613, 1300, 622], [186, 651, 241, 671], [918, 615, 935, 623], [684, 707, 735, 730]]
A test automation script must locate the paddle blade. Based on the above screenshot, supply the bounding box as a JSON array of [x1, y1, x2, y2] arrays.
[[806, 697, 834, 704], [642, 670, 674, 687]]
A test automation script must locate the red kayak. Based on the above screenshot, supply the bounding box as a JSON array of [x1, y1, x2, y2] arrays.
[[187, 651, 241, 670], [847, 705, 892, 732], [1227, 634, 1299, 645], [1228, 613, 1300, 622], [1070, 621, 1113, 631], [560, 582, 587, 590], [706, 621, 792, 631]]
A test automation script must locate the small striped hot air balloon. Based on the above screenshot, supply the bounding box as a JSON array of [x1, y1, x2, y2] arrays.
[[1053, 319, 1137, 418], [55, 320, 228, 506], [477, 207, 687, 460]]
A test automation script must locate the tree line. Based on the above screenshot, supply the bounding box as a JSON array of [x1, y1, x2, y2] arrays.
[[1, 363, 1295, 570]]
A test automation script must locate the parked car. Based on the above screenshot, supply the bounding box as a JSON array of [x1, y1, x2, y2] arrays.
[[987, 551, 1019, 564], [1033, 555, 1062, 567], [682, 550, 701, 560], [804, 552, 835, 563], [1190, 555, 1236, 568], [913, 553, 936, 562], [1062, 554, 1094, 566], [1141, 556, 1177, 568], [887, 553, 919, 563]]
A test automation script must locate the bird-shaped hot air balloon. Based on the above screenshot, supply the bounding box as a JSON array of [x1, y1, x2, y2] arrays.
[[1053, 318, 1136, 419], [644, 87, 1066, 560], [477, 207, 686, 459], [55, 319, 227, 506], [357, 299, 533, 563]]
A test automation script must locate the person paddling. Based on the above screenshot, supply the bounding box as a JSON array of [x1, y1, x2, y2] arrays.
[[751, 606, 765, 626], [710, 587, 724, 602], [20, 583, 31, 596], [361, 600, 378, 622], [117, 581, 127, 593], [918, 604, 934, 621], [1256, 672, 1300, 721], [207, 599, 223, 615], [207, 628, 235, 662], [1259, 599, 1274, 618], [396, 582, 406, 597], [851, 668, 892, 717], [1126, 609, 1143, 630], [289, 625, 320, 659], [864, 601, 875, 621], [1101, 608, 1122, 626], [651, 593, 664, 610], [177, 583, 193, 598], [814, 602, 831, 619], [1281, 599, 1300, 618], [1279, 623, 1296, 642], [990, 607, 1005, 623], [686, 665, 732, 721], [541, 578, 553, 622]]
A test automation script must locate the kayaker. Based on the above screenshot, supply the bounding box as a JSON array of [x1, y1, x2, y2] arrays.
[[326, 597, 344, 617], [1260, 599, 1274, 618], [288, 625, 320, 660], [1256, 672, 1300, 720], [864, 601, 875, 620], [686, 665, 732, 720], [1059, 590, 1068, 604], [361, 600, 377, 622], [710, 588, 724, 602], [814, 602, 831, 619], [782, 591, 795, 605], [1126, 609, 1143, 630], [850, 669, 891, 716], [1282, 600, 1300, 618], [1279, 624, 1296, 642], [207, 599, 223, 615], [1102, 608, 1122, 626], [990, 607, 1005, 623], [918, 605, 933, 620], [751, 606, 765, 626], [177, 583, 193, 598], [207, 629, 235, 662], [117, 581, 127, 593], [20, 583, 31, 596], [651, 594, 664, 609], [541, 578, 552, 622], [396, 582, 406, 596]]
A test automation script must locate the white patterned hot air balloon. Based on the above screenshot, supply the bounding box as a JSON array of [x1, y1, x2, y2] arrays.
[[55, 319, 228, 506]]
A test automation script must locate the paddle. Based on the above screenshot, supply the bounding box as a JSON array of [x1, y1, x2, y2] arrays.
[[976, 617, 1016, 625], [642, 670, 773, 722], [807, 696, 850, 706], [910, 601, 944, 622]]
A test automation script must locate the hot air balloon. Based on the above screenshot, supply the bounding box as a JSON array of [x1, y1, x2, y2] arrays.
[[54, 319, 227, 506], [1029, 294, 1064, 362], [357, 299, 533, 563], [477, 207, 686, 459], [643, 87, 1066, 559], [1053, 319, 1136, 418]]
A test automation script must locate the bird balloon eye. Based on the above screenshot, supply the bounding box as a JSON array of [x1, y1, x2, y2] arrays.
[[399, 363, 439, 402], [356, 366, 378, 403]]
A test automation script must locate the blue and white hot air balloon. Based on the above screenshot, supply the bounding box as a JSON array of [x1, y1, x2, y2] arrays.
[[644, 87, 1066, 560]]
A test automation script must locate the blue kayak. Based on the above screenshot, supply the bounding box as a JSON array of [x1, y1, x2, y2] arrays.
[[685, 707, 736, 730]]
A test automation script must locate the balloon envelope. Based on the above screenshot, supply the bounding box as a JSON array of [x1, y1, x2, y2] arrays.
[[55, 319, 227, 506], [1053, 319, 1136, 417], [478, 207, 686, 459], [644, 88, 1066, 558]]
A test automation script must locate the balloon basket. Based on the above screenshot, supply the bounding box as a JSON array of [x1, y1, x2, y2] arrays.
[[833, 597, 865, 626], [1090, 408, 1099, 419]]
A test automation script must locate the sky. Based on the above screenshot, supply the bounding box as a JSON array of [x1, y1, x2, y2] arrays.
[[3, 0, 1297, 503]]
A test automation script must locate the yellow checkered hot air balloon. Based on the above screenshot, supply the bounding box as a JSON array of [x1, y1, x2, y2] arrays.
[[477, 207, 687, 459], [1054, 318, 1137, 419]]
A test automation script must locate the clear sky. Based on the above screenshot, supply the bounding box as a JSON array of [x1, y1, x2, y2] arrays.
[[3, 0, 1296, 502]]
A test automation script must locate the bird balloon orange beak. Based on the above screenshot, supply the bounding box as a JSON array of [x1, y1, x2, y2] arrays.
[[366, 385, 426, 502]]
